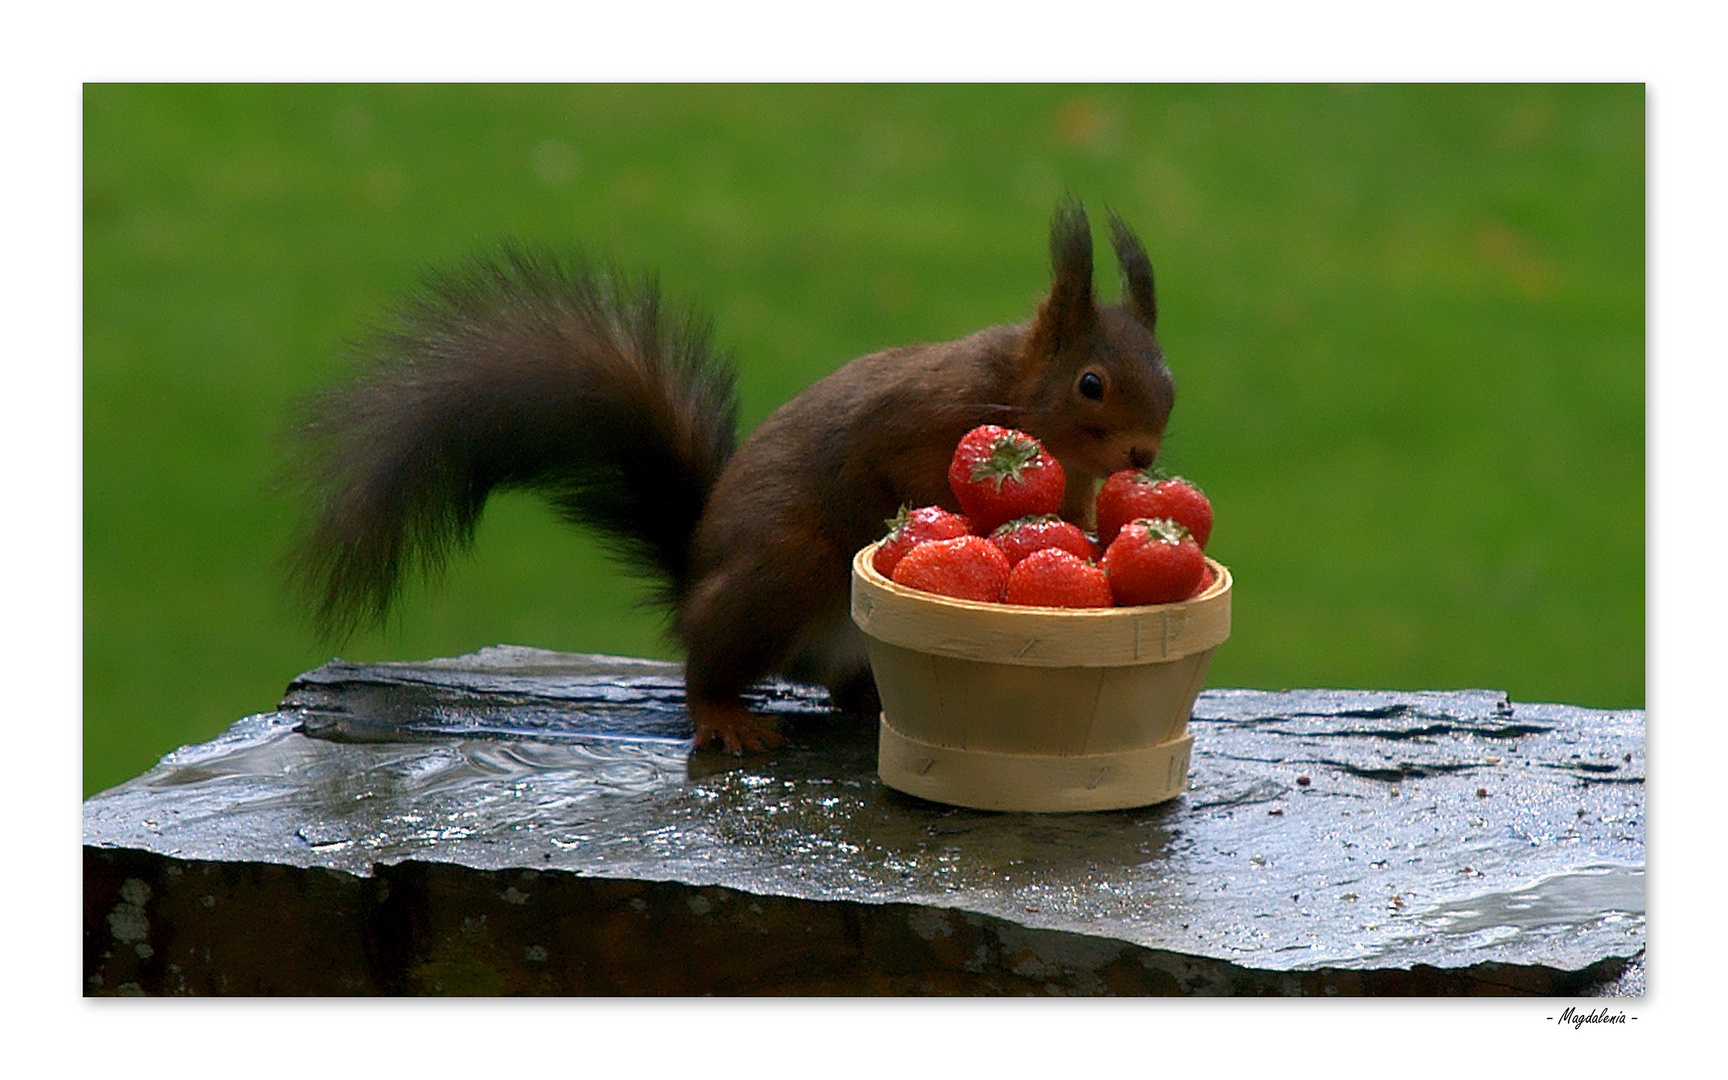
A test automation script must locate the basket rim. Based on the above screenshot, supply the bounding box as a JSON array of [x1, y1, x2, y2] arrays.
[[853, 540, 1230, 617]]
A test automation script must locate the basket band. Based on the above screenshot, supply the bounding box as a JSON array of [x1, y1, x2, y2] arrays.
[[852, 546, 1230, 667], [878, 716, 1194, 813]]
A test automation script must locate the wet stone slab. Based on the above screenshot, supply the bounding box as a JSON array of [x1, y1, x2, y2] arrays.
[[83, 646, 1644, 996]]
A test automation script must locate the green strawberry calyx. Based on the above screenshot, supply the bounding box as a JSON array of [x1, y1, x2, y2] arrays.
[[882, 504, 913, 539], [1133, 466, 1202, 495], [1131, 517, 1194, 545], [969, 433, 1045, 491], [991, 513, 1064, 538]]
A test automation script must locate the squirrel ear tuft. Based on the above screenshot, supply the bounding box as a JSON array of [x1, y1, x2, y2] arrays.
[[1028, 196, 1096, 358], [1108, 209, 1156, 332]]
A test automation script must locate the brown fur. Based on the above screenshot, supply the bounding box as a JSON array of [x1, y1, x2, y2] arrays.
[[287, 198, 1174, 751]]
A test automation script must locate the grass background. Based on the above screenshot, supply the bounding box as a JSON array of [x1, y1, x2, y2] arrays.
[[83, 83, 1644, 796]]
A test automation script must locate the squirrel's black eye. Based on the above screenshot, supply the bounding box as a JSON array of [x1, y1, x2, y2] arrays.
[[1078, 371, 1104, 401]]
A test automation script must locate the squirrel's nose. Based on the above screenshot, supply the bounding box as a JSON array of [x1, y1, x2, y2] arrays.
[[1128, 446, 1157, 470]]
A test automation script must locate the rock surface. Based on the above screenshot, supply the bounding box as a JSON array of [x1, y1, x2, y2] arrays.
[[84, 646, 1644, 996]]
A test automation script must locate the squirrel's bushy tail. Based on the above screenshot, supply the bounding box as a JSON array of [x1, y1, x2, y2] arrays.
[[287, 245, 738, 641]]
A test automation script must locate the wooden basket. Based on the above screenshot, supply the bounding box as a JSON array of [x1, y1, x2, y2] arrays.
[[850, 543, 1231, 812]]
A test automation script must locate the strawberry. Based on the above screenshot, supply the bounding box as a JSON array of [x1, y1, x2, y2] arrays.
[[1095, 468, 1213, 550], [1003, 547, 1113, 608], [890, 535, 1011, 603], [1101, 518, 1206, 606], [947, 425, 1066, 534], [872, 504, 973, 578], [989, 513, 1099, 566], [1189, 561, 1217, 599]]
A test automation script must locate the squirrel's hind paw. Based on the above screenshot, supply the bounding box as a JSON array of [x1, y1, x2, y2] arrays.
[[690, 699, 786, 755]]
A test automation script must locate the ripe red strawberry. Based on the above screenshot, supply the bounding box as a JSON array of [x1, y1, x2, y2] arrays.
[[1101, 518, 1206, 606], [947, 425, 1066, 534], [989, 514, 1099, 567], [1003, 548, 1113, 609], [872, 504, 973, 578], [1189, 561, 1217, 599], [890, 535, 1012, 603], [1096, 468, 1213, 549]]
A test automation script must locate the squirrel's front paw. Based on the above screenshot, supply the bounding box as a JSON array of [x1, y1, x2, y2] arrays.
[[690, 699, 786, 755]]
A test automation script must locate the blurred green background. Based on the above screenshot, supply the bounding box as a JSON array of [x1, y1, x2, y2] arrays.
[[83, 84, 1644, 796]]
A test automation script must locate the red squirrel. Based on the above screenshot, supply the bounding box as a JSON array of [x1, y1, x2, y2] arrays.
[[288, 198, 1174, 752]]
